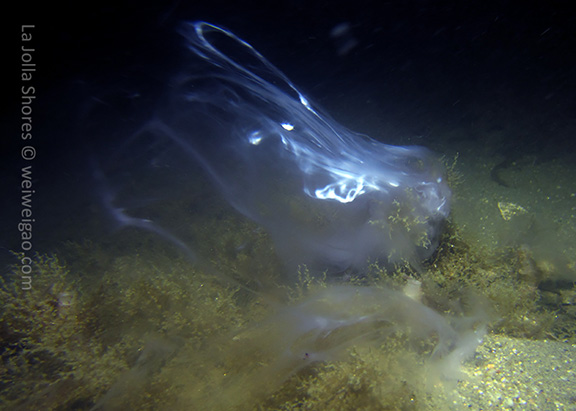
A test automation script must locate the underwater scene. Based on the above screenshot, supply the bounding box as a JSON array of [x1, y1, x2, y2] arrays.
[[3, 2, 576, 410]]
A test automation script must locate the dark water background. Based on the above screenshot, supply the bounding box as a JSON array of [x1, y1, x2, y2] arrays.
[[3, 0, 575, 261]]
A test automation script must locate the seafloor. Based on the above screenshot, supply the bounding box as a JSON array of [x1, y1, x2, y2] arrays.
[[2, 120, 575, 409]]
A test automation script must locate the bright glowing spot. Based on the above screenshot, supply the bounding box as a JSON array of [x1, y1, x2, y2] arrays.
[[248, 131, 263, 145], [281, 123, 294, 131], [312, 178, 367, 203]]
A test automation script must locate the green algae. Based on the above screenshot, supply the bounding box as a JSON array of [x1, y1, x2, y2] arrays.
[[1, 203, 574, 410]]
